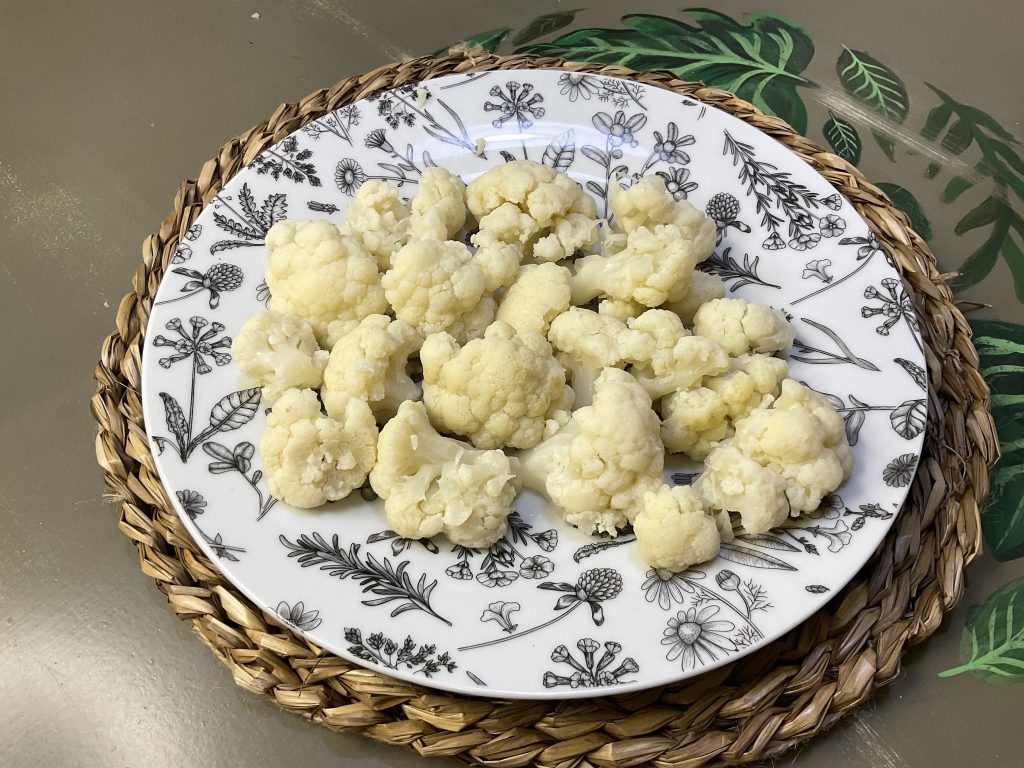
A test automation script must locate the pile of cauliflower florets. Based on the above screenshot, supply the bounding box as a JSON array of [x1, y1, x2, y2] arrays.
[[231, 160, 854, 571]]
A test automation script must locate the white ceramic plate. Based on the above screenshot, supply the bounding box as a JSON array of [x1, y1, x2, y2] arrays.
[[142, 69, 926, 699]]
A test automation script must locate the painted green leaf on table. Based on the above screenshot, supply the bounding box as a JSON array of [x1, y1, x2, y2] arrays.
[[823, 111, 861, 164], [836, 47, 908, 160], [939, 577, 1024, 685], [924, 85, 1024, 300], [439, 27, 511, 55], [517, 10, 815, 133], [877, 182, 933, 241], [511, 11, 581, 46], [972, 320, 1024, 561]]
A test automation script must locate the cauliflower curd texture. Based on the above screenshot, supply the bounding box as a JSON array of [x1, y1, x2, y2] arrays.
[[237, 156, 856, 570]]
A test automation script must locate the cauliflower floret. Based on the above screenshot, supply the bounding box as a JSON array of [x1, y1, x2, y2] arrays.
[[571, 222, 714, 308], [693, 442, 790, 534], [369, 400, 520, 547], [495, 263, 572, 335], [732, 379, 854, 513], [265, 219, 388, 347], [382, 239, 496, 342], [409, 167, 467, 241], [626, 310, 730, 399], [609, 176, 717, 244], [231, 310, 329, 404], [466, 160, 598, 262], [662, 270, 727, 326], [321, 314, 422, 421], [517, 368, 664, 536], [547, 307, 654, 408], [471, 229, 522, 292], [341, 181, 411, 270], [662, 354, 788, 459], [421, 321, 571, 450], [598, 298, 645, 322], [692, 298, 795, 356], [634, 485, 722, 571], [260, 388, 377, 508]]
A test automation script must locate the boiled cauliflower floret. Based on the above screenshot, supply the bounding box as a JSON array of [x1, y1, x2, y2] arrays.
[[341, 181, 411, 270], [466, 160, 598, 262], [692, 442, 790, 534], [471, 229, 522, 292], [409, 167, 467, 241], [421, 321, 572, 450], [495, 263, 572, 335], [609, 175, 694, 233], [692, 298, 795, 356], [571, 222, 713, 308], [694, 380, 854, 532], [260, 388, 377, 508], [321, 314, 422, 421], [626, 310, 730, 399], [517, 368, 664, 536], [662, 270, 727, 326], [731, 379, 854, 513], [662, 353, 789, 459], [382, 239, 495, 342], [634, 485, 724, 571], [547, 307, 654, 408], [231, 310, 329, 404], [598, 298, 645, 322], [264, 219, 388, 347], [369, 400, 520, 547]]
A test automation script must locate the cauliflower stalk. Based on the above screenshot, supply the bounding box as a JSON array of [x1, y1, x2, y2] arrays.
[[369, 400, 520, 548], [232, 310, 329, 404], [517, 368, 664, 536], [265, 219, 388, 348], [260, 388, 377, 508], [692, 297, 795, 357], [694, 380, 854, 533], [634, 485, 732, 572], [421, 321, 572, 450], [495, 262, 572, 335], [321, 314, 422, 421]]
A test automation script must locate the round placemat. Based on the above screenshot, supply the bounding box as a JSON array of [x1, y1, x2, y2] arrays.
[[92, 52, 999, 767]]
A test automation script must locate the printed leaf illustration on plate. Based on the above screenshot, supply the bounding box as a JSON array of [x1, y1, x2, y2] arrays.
[[518, 11, 815, 133], [940, 577, 1024, 685]]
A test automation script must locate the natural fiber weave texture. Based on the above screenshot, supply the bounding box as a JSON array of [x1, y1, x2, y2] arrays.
[[92, 52, 998, 767]]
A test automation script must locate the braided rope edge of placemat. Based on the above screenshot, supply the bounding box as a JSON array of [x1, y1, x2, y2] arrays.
[[91, 52, 999, 768]]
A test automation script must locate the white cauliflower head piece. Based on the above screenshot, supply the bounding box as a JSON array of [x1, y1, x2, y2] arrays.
[[421, 321, 571, 450], [660, 386, 731, 460], [626, 310, 730, 399], [547, 307, 655, 408], [382, 239, 495, 342], [662, 270, 727, 326], [369, 400, 520, 548], [264, 219, 389, 348], [495, 262, 572, 336], [260, 388, 377, 508], [692, 442, 790, 534], [341, 180, 411, 270], [517, 368, 665, 536], [634, 485, 723, 571], [321, 314, 422, 421], [231, 310, 329, 404], [409, 167, 467, 241], [692, 298, 795, 356]]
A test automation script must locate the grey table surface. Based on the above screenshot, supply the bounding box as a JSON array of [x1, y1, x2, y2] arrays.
[[2, 1, 1022, 766]]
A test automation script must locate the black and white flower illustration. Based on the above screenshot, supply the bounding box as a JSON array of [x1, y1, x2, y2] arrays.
[[176, 489, 207, 520], [862, 277, 923, 351], [203, 440, 277, 520], [363, 127, 436, 184], [792, 231, 884, 305], [657, 166, 698, 200], [802, 258, 833, 283], [818, 213, 847, 237], [334, 157, 421, 196], [543, 639, 639, 688], [662, 606, 737, 670], [557, 72, 601, 102], [443, 511, 558, 587], [155, 263, 243, 309], [582, 109, 647, 214], [302, 104, 361, 146], [276, 600, 323, 631], [210, 184, 287, 253], [480, 601, 520, 633], [705, 192, 752, 243], [250, 135, 321, 187], [485, 81, 545, 130], [367, 84, 421, 129], [173, 489, 245, 561], [344, 627, 456, 678]]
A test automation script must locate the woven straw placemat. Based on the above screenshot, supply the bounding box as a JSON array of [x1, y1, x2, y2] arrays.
[[92, 52, 999, 767]]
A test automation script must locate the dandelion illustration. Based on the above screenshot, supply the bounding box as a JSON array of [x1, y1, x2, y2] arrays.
[[557, 72, 601, 102], [882, 454, 918, 487], [657, 167, 698, 201], [641, 568, 703, 610], [818, 214, 847, 237], [364, 128, 393, 152], [662, 606, 737, 670], [335, 158, 367, 195], [480, 601, 520, 633], [542, 639, 639, 688], [802, 259, 833, 283], [276, 601, 323, 631], [484, 81, 546, 130], [155, 263, 243, 309], [175, 489, 207, 520]]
